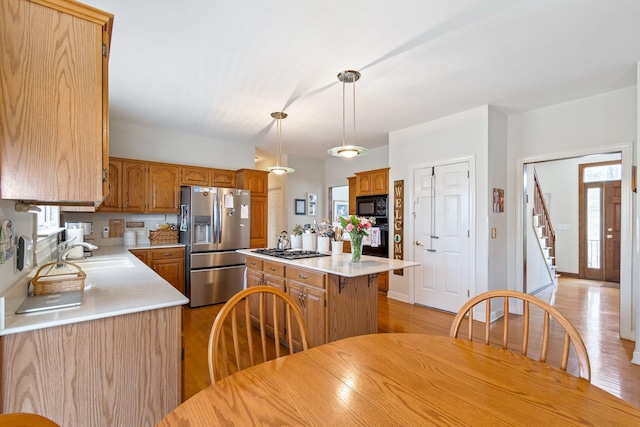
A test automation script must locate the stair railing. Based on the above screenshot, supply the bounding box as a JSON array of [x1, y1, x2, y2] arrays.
[[533, 168, 556, 269]]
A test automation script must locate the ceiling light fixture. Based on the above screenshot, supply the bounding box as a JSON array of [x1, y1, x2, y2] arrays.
[[264, 112, 295, 175], [328, 70, 368, 158]]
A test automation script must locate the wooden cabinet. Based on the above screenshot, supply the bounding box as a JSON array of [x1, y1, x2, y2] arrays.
[[348, 176, 357, 215], [245, 257, 327, 349], [355, 168, 390, 196], [148, 163, 180, 213], [181, 167, 236, 188], [211, 169, 236, 187], [98, 159, 146, 212], [0, 0, 113, 205], [180, 166, 210, 186], [237, 169, 269, 248], [378, 271, 389, 294], [130, 247, 185, 294]]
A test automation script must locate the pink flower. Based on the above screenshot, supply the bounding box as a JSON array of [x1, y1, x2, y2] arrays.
[[345, 223, 354, 232]]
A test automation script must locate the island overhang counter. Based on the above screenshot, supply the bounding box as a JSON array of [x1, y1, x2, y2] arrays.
[[238, 249, 419, 346]]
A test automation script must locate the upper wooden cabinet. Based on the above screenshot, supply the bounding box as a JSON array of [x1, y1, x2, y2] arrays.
[[236, 169, 268, 197], [347, 176, 357, 215], [0, 0, 113, 204], [148, 163, 180, 213], [180, 166, 236, 188], [98, 159, 146, 212], [355, 168, 390, 196], [236, 169, 269, 248]]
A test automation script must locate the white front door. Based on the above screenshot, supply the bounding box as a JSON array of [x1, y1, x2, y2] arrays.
[[414, 162, 470, 313]]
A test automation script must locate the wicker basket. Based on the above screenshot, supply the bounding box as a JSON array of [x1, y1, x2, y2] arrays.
[[32, 262, 86, 295], [149, 229, 179, 245]]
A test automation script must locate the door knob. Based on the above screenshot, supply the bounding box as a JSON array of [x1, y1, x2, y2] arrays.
[[607, 228, 613, 232], [607, 234, 613, 239], [415, 240, 423, 246]]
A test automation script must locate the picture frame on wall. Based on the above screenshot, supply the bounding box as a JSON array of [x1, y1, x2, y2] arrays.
[[295, 199, 306, 215], [333, 200, 348, 221], [307, 193, 317, 216]]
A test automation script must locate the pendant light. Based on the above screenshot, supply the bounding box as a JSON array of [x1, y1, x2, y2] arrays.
[[264, 112, 295, 174], [327, 70, 368, 158]]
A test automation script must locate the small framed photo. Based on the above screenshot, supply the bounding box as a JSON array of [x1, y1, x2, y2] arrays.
[[307, 193, 317, 216], [295, 199, 306, 215], [492, 188, 504, 213], [333, 200, 348, 221]]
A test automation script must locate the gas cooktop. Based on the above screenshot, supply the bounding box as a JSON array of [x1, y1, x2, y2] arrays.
[[253, 248, 330, 260]]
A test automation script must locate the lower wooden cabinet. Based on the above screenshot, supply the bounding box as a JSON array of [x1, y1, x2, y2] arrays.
[[130, 247, 185, 294]]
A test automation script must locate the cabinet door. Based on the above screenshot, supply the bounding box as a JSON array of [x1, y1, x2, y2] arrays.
[[211, 169, 236, 188], [237, 169, 268, 196], [378, 271, 389, 293], [0, 0, 112, 203], [129, 249, 148, 265], [98, 159, 123, 212], [355, 173, 372, 196], [249, 196, 268, 248], [246, 268, 264, 324], [181, 167, 210, 186], [370, 169, 389, 195], [263, 275, 286, 338], [287, 281, 326, 349], [122, 161, 147, 212], [148, 164, 180, 213], [348, 176, 357, 215], [152, 258, 185, 294]]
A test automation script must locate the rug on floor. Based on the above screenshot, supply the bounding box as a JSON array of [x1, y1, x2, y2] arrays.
[[601, 282, 620, 289]]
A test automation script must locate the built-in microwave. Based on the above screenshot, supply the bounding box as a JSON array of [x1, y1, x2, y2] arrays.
[[356, 195, 388, 218]]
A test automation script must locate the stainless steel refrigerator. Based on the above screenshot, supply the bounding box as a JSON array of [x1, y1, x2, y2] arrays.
[[179, 186, 250, 307]]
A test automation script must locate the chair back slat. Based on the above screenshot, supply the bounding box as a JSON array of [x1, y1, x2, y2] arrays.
[[449, 290, 591, 382], [502, 297, 509, 350], [209, 285, 310, 382], [522, 301, 530, 355]]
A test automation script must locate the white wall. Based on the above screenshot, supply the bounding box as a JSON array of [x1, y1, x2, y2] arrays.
[[507, 85, 637, 340], [286, 155, 326, 234], [0, 200, 36, 294], [110, 120, 256, 169], [488, 107, 509, 290], [389, 106, 490, 302]]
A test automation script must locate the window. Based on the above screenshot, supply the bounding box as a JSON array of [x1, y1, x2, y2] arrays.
[[583, 164, 621, 183]]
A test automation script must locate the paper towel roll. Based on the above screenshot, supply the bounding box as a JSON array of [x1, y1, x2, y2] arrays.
[[66, 228, 84, 259]]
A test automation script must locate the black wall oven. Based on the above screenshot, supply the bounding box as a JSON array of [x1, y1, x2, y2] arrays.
[[356, 195, 389, 258]]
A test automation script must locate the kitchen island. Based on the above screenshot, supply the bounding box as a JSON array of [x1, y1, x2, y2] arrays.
[[0, 246, 188, 426], [238, 249, 419, 347]]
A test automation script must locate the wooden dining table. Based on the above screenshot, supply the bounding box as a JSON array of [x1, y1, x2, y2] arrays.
[[158, 333, 640, 426]]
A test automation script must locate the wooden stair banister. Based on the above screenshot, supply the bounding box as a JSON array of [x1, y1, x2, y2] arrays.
[[533, 168, 556, 270]]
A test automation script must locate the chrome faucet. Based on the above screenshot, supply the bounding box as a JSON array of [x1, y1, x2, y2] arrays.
[[58, 242, 98, 265]]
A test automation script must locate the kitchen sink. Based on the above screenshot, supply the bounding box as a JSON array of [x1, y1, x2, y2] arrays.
[[73, 257, 135, 271]]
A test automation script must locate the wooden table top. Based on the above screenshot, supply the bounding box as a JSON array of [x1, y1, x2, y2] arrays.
[[158, 333, 640, 426]]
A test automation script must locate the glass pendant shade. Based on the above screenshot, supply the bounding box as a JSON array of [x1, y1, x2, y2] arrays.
[[264, 112, 295, 174], [327, 70, 369, 158]]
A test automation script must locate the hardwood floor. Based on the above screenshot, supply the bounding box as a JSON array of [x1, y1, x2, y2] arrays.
[[182, 277, 640, 408]]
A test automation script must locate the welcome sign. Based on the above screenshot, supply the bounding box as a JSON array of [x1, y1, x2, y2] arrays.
[[393, 180, 404, 276]]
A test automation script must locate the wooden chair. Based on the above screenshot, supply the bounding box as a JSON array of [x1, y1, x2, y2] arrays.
[[0, 413, 59, 427], [449, 290, 591, 381], [208, 285, 310, 382]]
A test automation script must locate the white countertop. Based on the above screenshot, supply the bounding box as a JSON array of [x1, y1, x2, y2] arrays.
[[238, 249, 419, 277], [1, 246, 189, 336]]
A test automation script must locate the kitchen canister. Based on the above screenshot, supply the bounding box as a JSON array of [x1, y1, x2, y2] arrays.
[[123, 230, 137, 246], [317, 236, 330, 253], [302, 233, 317, 251], [331, 240, 344, 256]]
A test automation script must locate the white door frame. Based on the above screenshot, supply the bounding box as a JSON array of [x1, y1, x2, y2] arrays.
[[407, 155, 476, 305], [515, 142, 634, 341]]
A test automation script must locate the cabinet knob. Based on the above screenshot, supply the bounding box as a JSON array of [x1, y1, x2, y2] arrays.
[[269, 267, 277, 271], [298, 274, 308, 280]]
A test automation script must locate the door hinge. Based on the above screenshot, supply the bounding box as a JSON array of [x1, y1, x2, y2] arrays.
[[467, 170, 469, 178], [467, 289, 470, 297], [102, 168, 108, 182], [467, 230, 469, 237], [102, 43, 108, 57]]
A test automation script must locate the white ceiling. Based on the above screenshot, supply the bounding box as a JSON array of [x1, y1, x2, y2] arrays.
[[85, 0, 640, 160]]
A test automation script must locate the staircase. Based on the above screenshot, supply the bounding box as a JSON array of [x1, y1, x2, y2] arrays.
[[533, 169, 559, 284]]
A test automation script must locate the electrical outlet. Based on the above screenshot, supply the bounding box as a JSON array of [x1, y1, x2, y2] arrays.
[[558, 224, 571, 230], [491, 228, 497, 238]]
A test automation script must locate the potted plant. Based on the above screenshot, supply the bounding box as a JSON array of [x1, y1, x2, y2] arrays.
[[291, 224, 303, 249]]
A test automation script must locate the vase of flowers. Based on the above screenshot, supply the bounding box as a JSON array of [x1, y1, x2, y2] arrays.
[[340, 215, 375, 263]]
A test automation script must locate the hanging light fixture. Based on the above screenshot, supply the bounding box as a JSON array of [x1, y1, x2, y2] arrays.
[[264, 111, 295, 175], [328, 70, 368, 158]]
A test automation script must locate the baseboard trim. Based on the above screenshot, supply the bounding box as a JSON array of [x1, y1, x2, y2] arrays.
[[556, 271, 579, 279]]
